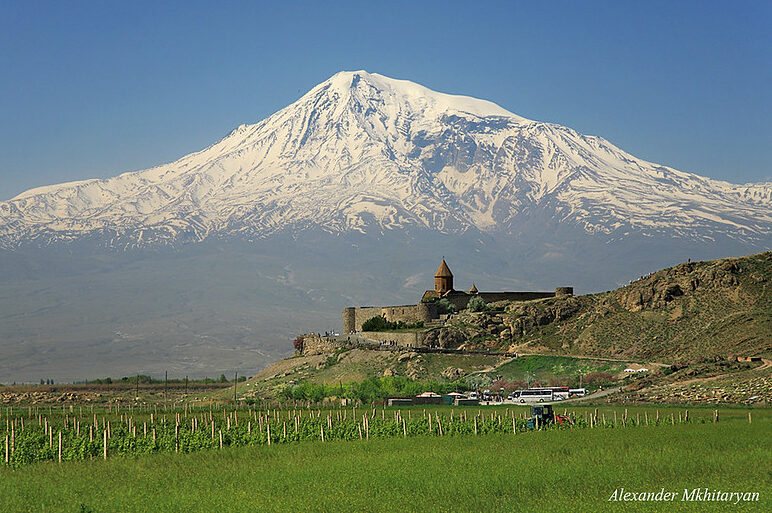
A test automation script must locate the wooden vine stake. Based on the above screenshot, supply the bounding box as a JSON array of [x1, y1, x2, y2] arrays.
[[58, 431, 62, 463], [103, 429, 107, 460]]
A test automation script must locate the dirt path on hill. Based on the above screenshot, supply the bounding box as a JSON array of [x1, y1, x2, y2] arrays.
[[558, 386, 621, 403], [676, 358, 772, 386], [467, 356, 516, 376], [470, 353, 669, 377], [517, 353, 670, 368]]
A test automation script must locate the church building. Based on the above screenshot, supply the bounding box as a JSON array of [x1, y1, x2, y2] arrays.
[[342, 258, 573, 334]]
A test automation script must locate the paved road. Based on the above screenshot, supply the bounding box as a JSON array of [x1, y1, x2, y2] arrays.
[[479, 386, 622, 406], [557, 386, 622, 404]]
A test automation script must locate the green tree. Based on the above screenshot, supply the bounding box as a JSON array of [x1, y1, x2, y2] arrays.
[[437, 298, 456, 314], [467, 296, 487, 312], [362, 315, 389, 331]]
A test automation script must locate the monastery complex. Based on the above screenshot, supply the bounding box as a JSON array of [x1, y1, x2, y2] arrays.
[[342, 259, 573, 334]]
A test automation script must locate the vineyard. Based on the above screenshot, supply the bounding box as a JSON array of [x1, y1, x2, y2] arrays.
[[0, 405, 769, 512], [1, 403, 727, 468]]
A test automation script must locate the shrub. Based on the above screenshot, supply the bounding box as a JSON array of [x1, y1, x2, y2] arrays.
[[361, 315, 424, 332], [467, 296, 487, 312], [362, 315, 390, 331], [437, 298, 457, 314], [584, 372, 615, 385], [491, 379, 518, 393], [293, 336, 304, 353]]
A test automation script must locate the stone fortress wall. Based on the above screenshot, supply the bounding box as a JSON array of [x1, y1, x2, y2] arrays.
[[343, 303, 439, 334], [442, 291, 556, 311], [343, 289, 572, 334], [343, 258, 574, 336], [342, 259, 573, 342]]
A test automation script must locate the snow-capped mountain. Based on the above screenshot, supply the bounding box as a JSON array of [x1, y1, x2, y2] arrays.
[[3, 71, 772, 382], [2, 70, 771, 250]]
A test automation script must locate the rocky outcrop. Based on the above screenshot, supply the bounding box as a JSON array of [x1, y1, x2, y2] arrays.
[[423, 327, 466, 349], [504, 298, 584, 336], [617, 259, 743, 312], [441, 367, 466, 380], [434, 252, 772, 360]]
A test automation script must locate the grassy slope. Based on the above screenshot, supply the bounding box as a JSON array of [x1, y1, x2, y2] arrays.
[[245, 348, 506, 397], [2, 407, 769, 513], [493, 354, 631, 382]]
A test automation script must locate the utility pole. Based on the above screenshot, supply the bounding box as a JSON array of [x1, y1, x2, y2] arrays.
[[136, 374, 139, 399], [185, 375, 188, 396], [233, 372, 238, 404], [164, 370, 168, 406]]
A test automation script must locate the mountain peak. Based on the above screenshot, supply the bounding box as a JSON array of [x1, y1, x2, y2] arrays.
[[310, 70, 526, 121], [1, 72, 771, 250]]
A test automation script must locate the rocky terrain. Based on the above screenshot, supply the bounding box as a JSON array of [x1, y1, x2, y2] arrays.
[[429, 251, 771, 361]]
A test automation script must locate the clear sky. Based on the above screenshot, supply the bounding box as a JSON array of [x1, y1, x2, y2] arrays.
[[1, 0, 770, 200]]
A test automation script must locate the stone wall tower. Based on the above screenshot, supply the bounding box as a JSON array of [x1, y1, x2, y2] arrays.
[[342, 307, 356, 334], [434, 258, 454, 294]]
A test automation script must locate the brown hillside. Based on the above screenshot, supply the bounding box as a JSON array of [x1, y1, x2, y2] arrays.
[[441, 252, 772, 361]]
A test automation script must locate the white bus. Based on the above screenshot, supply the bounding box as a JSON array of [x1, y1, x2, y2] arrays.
[[518, 389, 553, 402]]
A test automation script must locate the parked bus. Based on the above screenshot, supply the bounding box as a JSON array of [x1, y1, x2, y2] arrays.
[[549, 387, 570, 401], [518, 389, 553, 402]]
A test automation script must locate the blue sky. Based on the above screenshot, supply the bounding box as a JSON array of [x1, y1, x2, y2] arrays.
[[1, 0, 770, 200]]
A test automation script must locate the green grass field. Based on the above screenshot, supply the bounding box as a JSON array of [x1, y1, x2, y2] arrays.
[[490, 354, 630, 383], [1, 406, 769, 512]]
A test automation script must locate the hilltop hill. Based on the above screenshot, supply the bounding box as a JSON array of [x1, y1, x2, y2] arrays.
[[441, 252, 772, 360], [247, 252, 771, 403]]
